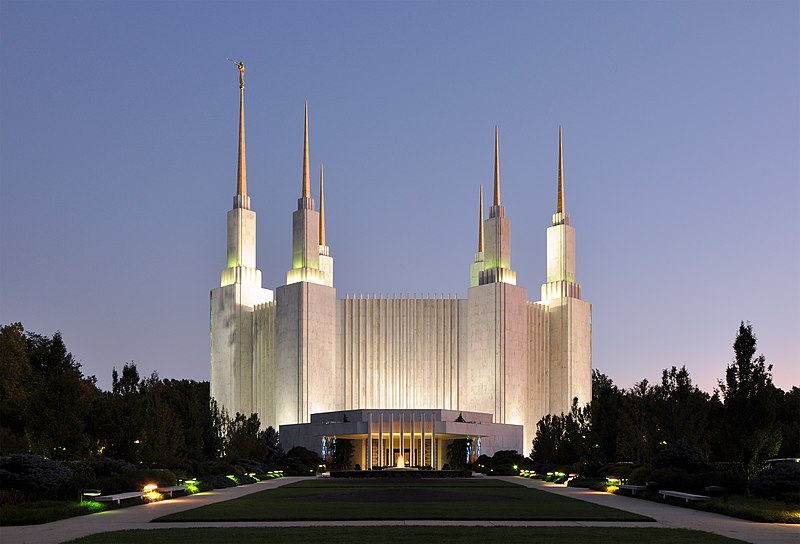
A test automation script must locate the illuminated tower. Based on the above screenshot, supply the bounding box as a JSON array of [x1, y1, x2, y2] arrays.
[[286, 102, 327, 286], [275, 103, 338, 426], [466, 127, 528, 429], [540, 126, 592, 414], [479, 127, 517, 286], [210, 62, 273, 417]]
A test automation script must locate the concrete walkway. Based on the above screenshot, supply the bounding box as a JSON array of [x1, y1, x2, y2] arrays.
[[1, 476, 797, 544], [505, 476, 798, 544]]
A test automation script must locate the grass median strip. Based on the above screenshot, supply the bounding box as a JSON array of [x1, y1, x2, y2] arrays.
[[154, 479, 652, 522], [66, 526, 746, 544]]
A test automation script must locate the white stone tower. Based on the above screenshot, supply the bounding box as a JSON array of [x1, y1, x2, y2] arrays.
[[540, 126, 592, 415], [466, 127, 528, 428], [210, 62, 273, 417], [275, 103, 339, 426]]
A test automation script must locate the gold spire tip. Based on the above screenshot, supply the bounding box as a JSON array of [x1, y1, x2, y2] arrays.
[[557, 125, 564, 214], [493, 126, 500, 206], [302, 101, 311, 199]]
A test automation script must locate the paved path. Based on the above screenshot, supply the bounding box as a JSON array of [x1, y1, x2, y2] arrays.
[[505, 477, 798, 544], [2, 476, 797, 543]]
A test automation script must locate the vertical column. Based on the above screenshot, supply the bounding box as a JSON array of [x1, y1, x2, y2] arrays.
[[368, 412, 373, 470], [400, 412, 404, 464], [411, 413, 416, 466], [379, 412, 384, 467], [390, 412, 394, 466], [421, 413, 426, 467], [431, 412, 436, 469]]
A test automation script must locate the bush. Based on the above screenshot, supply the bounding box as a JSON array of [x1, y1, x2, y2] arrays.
[[647, 467, 699, 493], [598, 463, 635, 480], [0, 454, 73, 498], [651, 440, 706, 472], [199, 474, 238, 489], [750, 461, 800, 502], [697, 467, 747, 495], [628, 465, 650, 485], [194, 459, 240, 476], [237, 474, 258, 485]]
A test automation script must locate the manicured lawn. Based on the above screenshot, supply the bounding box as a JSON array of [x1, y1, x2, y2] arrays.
[[695, 495, 800, 524], [0, 501, 107, 526], [155, 478, 652, 522], [65, 526, 747, 544]]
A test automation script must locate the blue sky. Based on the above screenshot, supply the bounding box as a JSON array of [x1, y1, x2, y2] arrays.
[[1, 0, 798, 394]]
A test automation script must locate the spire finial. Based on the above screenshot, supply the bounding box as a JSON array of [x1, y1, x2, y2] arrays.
[[493, 126, 500, 206], [230, 59, 247, 202], [557, 125, 564, 214], [478, 184, 484, 252], [302, 101, 311, 199], [319, 164, 326, 246]]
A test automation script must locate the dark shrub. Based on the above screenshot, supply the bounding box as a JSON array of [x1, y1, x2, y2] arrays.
[[200, 474, 238, 489], [697, 466, 747, 494], [648, 467, 700, 493], [597, 463, 635, 479], [469, 454, 492, 473], [194, 459, 239, 476], [284, 446, 323, 474], [651, 440, 706, 472], [237, 474, 258, 485], [567, 476, 601, 488], [628, 466, 650, 485], [749, 461, 800, 502], [95, 468, 176, 495], [0, 454, 73, 498], [235, 459, 267, 474]]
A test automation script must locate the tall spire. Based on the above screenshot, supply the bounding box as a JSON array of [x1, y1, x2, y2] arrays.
[[302, 101, 311, 199], [319, 164, 326, 246], [229, 59, 248, 208], [557, 125, 564, 214], [493, 126, 500, 206], [478, 184, 484, 252]]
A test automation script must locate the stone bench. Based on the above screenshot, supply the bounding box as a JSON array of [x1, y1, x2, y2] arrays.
[[156, 485, 188, 497], [618, 484, 647, 496], [659, 490, 710, 504], [95, 491, 144, 504]]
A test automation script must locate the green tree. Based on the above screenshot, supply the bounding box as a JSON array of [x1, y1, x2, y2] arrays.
[[446, 439, 468, 470], [0, 323, 32, 452], [617, 379, 656, 464], [260, 426, 284, 466], [224, 412, 266, 462], [332, 438, 355, 469], [651, 366, 712, 456], [591, 370, 624, 462], [776, 387, 800, 457], [718, 322, 781, 477], [25, 332, 94, 459], [531, 413, 566, 464]]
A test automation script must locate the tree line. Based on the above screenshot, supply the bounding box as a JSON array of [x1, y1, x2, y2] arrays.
[[0, 323, 283, 472], [531, 322, 798, 478], [1, 321, 796, 478]]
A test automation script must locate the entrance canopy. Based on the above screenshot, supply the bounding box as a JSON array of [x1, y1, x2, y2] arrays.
[[280, 409, 523, 469]]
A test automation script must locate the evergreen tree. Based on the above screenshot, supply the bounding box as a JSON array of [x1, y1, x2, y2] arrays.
[[718, 322, 781, 477]]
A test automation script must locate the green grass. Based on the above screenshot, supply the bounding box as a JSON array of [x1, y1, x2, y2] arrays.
[[155, 478, 652, 522], [65, 526, 747, 544], [695, 495, 800, 524], [0, 500, 107, 526]]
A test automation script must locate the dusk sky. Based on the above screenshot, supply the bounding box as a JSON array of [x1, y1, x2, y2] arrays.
[[1, 1, 798, 395]]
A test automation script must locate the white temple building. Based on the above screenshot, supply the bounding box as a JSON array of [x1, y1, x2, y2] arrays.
[[210, 69, 591, 469]]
